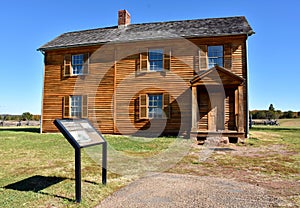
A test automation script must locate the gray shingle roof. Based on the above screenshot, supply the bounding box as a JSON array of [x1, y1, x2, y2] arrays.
[[38, 16, 254, 51]]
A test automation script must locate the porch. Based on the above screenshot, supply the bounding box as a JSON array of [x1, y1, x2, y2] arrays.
[[189, 66, 246, 143]]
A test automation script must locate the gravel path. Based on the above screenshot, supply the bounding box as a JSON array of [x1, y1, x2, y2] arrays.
[[97, 173, 283, 208]]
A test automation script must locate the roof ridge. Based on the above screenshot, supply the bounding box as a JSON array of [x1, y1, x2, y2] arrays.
[[61, 16, 247, 35], [38, 15, 254, 51]]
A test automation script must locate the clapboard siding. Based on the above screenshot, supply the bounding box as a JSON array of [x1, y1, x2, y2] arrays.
[[42, 45, 115, 133], [114, 53, 192, 135], [42, 35, 249, 138]]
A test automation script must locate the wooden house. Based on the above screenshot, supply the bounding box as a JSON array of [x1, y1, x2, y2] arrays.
[[38, 10, 254, 142]]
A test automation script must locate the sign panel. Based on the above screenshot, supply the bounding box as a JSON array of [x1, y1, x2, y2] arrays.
[[55, 119, 105, 148], [53, 119, 107, 203]]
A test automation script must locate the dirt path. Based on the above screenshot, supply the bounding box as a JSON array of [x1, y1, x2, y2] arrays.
[[97, 173, 284, 208]]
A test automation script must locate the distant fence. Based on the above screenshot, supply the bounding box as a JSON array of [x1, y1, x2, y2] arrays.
[[0, 120, 40, 127], [252, 119, 279, 126]]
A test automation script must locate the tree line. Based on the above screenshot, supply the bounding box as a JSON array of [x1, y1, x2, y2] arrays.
[[0, 112, 40, 121], [1, 106, 298, 122], [250, 104, 300, 119]]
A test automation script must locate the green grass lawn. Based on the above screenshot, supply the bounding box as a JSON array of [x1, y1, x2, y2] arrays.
[[0, 128, 178, 207], [1, 126, 299, 207]]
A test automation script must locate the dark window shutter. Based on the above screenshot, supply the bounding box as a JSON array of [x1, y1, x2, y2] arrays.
[[139, 94, 148, 119], [163, 48, 171, 71], [63, 96, 70, 118], [199, 45, 208, 70], [163, 93, 170, 119], [194, 50, 200, 72], [64, 54, 72, 76], [83, 53, 89, 75], [136, 54, 140, 72], [140, 49, 148, 72], [224, 44, 232, 70], [82, 95, 88, 118], [134, 97, 139, 121]]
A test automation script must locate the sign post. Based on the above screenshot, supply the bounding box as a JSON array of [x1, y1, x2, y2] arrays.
[[54, 119, 107, 203]]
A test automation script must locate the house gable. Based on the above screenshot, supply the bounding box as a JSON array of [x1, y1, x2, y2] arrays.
[[190, 65, 244, 86]]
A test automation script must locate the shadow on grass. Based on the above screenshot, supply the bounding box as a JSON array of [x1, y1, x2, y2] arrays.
[[0, 127, 40, 133], [3, 175, 74, 202], [3, 175, 101, 202]]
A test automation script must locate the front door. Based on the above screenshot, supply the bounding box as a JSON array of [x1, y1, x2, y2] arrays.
[[208, 93, 225, 131]]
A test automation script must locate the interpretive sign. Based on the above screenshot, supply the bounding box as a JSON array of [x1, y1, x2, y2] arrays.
[[54, 119, 107, 203], [55, 119, 105, 148]]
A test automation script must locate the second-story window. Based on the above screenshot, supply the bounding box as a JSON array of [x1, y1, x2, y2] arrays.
[[208, 45, 223, 68], [72, 54, 84, 75], [149, 49, 163, 71], [137, 48, 171, 72], [64, 53, 89, 77]]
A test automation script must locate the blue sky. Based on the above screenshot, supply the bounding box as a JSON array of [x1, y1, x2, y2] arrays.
[[0, 0, 299, 114]]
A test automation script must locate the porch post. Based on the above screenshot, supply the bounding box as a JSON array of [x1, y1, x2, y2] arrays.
[[238, 85, 244, 133], [191, 86, 198, 132]]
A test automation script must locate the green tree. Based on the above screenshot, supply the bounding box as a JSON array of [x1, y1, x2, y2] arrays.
[[0, 114, 8, 126], [256, 111, 266, 119], [32, 115, 41, 121], [266, 104, 276, 120], [275, 110, 282, 119], [266, 111, 275, 120], [269, 104, 275, 112], [21, 112, 33, 125], [282, 111, 294, 119]]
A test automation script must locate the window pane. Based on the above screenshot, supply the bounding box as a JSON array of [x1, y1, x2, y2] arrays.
[[149, 49, 163, 71], [148, 94, 163, 118], [149, 60, 163, 71], [72, 54, 84, 75], [208, 46, 223, 68]]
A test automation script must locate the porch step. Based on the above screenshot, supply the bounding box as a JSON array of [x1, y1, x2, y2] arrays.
[[204, 136, 229, 146]]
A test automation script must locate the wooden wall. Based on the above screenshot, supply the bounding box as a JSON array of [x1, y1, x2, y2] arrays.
[[113, 40, 194, 136], [42, 46, 116, 133], [41, 35, 249, 137]]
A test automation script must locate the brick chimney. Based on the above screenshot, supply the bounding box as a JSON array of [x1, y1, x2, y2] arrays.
[[118, 10, 130, 28]]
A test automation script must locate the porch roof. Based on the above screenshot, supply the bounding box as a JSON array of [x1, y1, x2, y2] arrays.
[[190, 65, 244, 86]]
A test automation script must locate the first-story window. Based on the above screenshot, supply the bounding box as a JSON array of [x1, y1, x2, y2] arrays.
[[71, 95, 82, 117], [148, 94, 163, 118], [139, 93, 169, 120], [208, 45, 223, 68], [63, 95, 88, 118]]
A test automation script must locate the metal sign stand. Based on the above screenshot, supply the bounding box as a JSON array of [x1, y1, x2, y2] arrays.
[[54, 119, 107, 203]]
